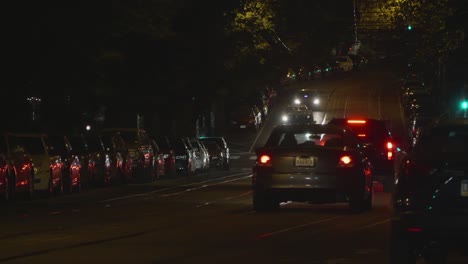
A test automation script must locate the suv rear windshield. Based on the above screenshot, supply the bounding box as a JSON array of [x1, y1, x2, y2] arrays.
[[416, 125, 468, 155]]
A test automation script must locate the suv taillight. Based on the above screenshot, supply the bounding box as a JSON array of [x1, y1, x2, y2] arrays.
[[257, 154, 272, 167], [386, 141, 394, 160]]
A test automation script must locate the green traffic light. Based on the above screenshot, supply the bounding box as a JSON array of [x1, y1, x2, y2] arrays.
[[461, 101, 468, 110], [407, 25, 412, 30]]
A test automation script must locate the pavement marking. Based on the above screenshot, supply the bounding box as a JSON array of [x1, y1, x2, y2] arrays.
[[249, 156, 257, 160], [397, 91, 407, 133], [160, 175, 252, 197], [249, 123, 267, 153], [321, 113, 328, 125], [195, 190, 252, 208], [255, 216, 344, 240], [99, 172, 252, 203], [356, 218, 390, 230], [230, 155, 240, 159]]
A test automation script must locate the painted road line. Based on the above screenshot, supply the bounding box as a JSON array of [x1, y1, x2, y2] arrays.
[[255, 216, 344, 240], [356, 218, 391, 230]]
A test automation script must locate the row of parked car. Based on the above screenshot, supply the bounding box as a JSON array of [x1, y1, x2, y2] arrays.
[[0, 129, 230, 201]]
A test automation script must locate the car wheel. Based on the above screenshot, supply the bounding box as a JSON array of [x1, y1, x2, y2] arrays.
[[253, 189, 279, 212], [389, 224, 418, 264]]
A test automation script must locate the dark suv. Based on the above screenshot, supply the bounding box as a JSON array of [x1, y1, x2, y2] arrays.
[[390, 118, 468, 263], [199, 137, 229, 170], [328, 118, 395, 175]]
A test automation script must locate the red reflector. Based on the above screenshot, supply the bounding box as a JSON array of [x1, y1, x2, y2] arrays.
[[407, 227, 423, 233], [259, 155, 271, 164], [340, 156, 352, 164], [387, 142, 393, 149], [347, 120, 366, 124], [357, 134, 366, 137]]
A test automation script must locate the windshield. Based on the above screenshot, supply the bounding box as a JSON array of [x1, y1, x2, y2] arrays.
[[12, 136, 45, 155], [265, 126, 344, 148]]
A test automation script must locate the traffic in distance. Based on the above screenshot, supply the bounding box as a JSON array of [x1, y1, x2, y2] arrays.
[[2, 58, 468, 264]]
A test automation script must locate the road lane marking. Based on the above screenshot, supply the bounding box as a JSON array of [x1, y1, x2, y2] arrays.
[[160, 175, 252, 197], [99, 172, 251, 203], [255, 216, 344, 240], [343, 96, 348, 118], [195, 190, 252, 208], [355, 218, 390, 230], [249, 123, 267, 153]]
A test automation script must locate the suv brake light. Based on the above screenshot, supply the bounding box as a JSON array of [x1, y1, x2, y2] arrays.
[[347, 119, 366, 124], [338, 155, 354, 168], [258, 154, 272, 167]]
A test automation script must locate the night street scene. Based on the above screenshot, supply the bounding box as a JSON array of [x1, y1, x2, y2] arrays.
[[3, 1, 468, 263]]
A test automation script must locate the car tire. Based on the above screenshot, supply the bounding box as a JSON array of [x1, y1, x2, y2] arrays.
[[253, 189, 279, 212], [389, 224, 417, 264]]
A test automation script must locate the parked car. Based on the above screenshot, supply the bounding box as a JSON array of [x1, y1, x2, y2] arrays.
[[252, 124, 373, 212], [149, 138, 166, 179], [68, 133, 97, 190], [199, 137, 230, 170], [201, 140, 223, 168], [0, 133, 34, 200], [228, 105, 262, 131], [168, 137, 194, 176], [47, 135, 82, 193], [335, 56, 353, 72], [182, 137, 200, 174], [9, 133, 64, 195], [101, 128, 154, 183], [391, 118, 468, 263], [190, 138, 210, 171], [154, 136, 176, 177], [82, 133, 113, 187], [100, 132, 133, 184]]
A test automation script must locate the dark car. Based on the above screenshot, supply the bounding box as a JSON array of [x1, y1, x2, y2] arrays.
[[252, 124, 373, 212], [328, 118, 396, 175], [199, 137, 229, 170], [68, 134, 96, 190], [291, 88, 321, 110], [99, 132, 131, 185], [101, 128, 154, 183], [390, 118, 468, 264], [168, 137, 194, 176], [154, 136, 176, 177], [201, 140, 223, 168], [47, 135, 82, 193], [228, 104, 262, 131], [0, 133, 34, 200], [149, 138, 166, 179]]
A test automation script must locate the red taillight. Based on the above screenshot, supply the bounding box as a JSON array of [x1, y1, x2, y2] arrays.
[[259, 155, 271, 164], [407, 227, 423, 233], [340, 156, 351, 164], [338, 155, 354, 167], [357, 134, 366, 137], [386, 141, 394, 160], [386, 142, 393, 149], [347, 119, 366, 124]]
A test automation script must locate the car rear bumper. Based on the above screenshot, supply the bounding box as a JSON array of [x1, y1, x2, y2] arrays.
[[253, 169, 364, 203]]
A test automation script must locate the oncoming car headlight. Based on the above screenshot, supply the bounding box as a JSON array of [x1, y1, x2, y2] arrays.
[[313, 98, 320, 105], [294, 99, 301, 105], [282, 115, 289, 122]]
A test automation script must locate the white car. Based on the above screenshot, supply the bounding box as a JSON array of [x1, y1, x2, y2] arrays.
[[336, 56, 353, 72]]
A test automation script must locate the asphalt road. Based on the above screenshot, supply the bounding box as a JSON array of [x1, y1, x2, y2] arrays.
[[1, 68, 466, 264]]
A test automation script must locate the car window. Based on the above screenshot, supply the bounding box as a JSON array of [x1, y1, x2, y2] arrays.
[[415, 126, 468, 155], [265, 126, 344, 148], [14, 136, 45, 155]]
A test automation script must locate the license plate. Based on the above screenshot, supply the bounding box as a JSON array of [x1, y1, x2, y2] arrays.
[[240, 125, 246, 129], [295, 156, 315, 167], [461, 180, 468, 197]]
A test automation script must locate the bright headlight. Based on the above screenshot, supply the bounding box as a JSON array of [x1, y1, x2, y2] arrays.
[[282, 115, 288, 122], [313, 98, 320, 105], [294, 99, 301, 104]]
